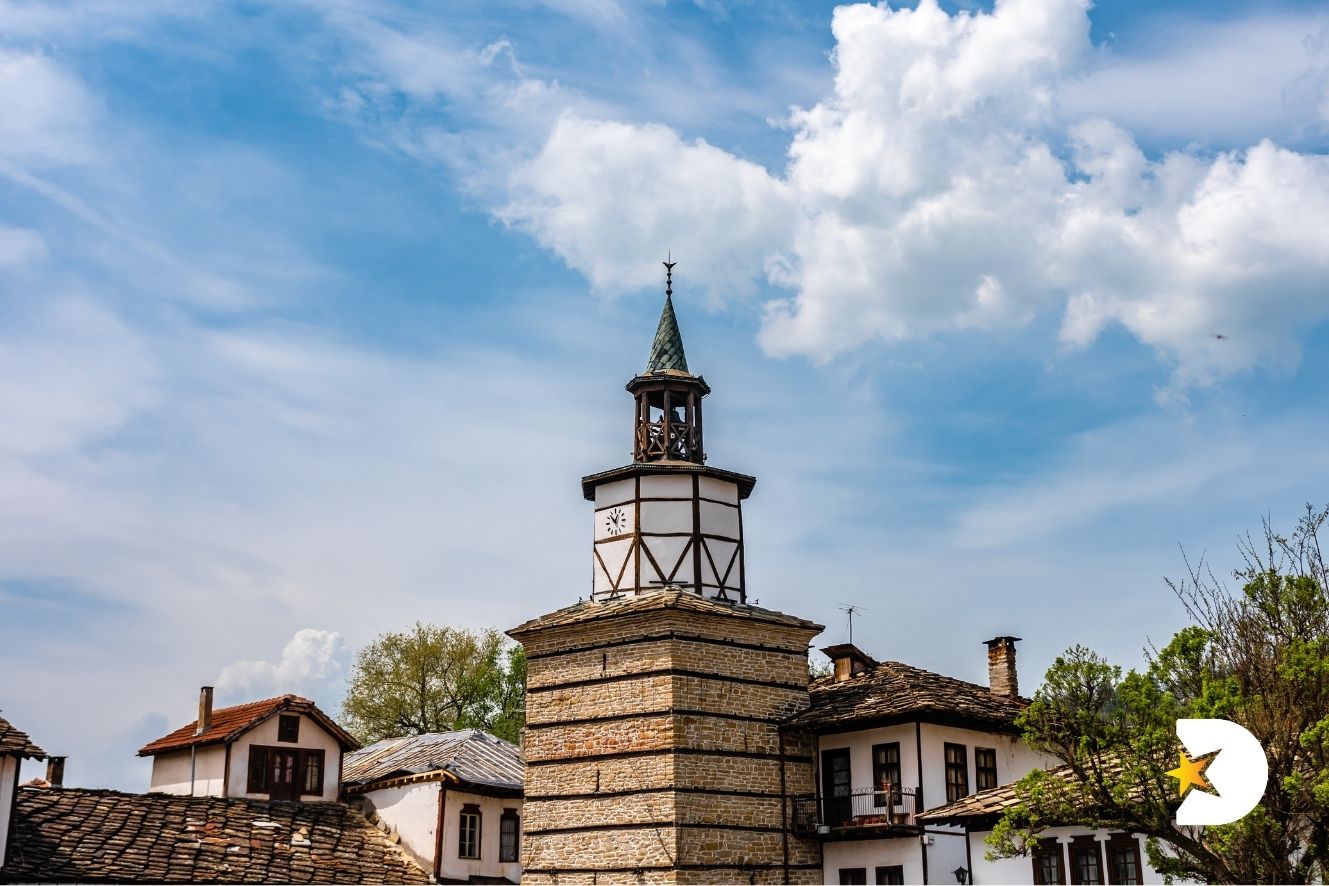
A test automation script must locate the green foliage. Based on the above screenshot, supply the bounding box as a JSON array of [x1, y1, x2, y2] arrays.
[[988, 505, 1329, 884], [341, 622, 526, 745]]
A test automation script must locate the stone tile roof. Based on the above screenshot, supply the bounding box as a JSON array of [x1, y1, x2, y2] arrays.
[[786, 660, 1028, 732], [1, 787, 431, 884], [509, 587, 823, 636], [138, 695, 359, 757], [646, 293, 689, 373], [343, 729, 523, 792], [0, 713, 45, 759], [917, 757, 1134, 826]]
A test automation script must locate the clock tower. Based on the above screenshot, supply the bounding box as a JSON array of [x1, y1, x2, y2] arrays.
[[583, 261, 755, 603]]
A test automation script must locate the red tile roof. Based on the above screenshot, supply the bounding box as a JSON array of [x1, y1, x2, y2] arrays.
[[138, 695, 359, 757]]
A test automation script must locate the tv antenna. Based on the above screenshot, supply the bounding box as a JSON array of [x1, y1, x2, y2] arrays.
[[839, 603, 866, 645]]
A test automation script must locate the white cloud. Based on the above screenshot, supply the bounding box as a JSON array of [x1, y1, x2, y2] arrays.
[[501, 0, 1329, 385], [0, 49, 97, 166], [217, 629, 348, 702]]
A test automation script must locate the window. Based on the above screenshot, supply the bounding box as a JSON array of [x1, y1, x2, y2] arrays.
[[1107, 835, 1142, 885], [872, 742, 902, 807], [944, 743, 969, 802], [277, 715, 300, 743], [975, 747, 998, 791], [1033, 838, 1066, 885], [1070, 836, 1104, 885], [499, 809, 519, 863], [247, 746, 268, 793], [300, 749, 324, 795], [839, 868, 867, 885], [459, 805, 481, 859], [876, 865, 905, 885]]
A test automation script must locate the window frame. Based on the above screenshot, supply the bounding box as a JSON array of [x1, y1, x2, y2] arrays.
[[247, 745, 268, 793], [277, 715, 300, 743], [458, 804, 482, 860], [975, 747, 998, 791], [1032, 837, 1067, 885], [944, 742, 970, 802], [875, 865, 905, 885], [1106, 834, 1143, 885], [1069, 835, 1105, 885], [499, 808, 520, 863], [838, 868, 867, 885], [871, 742, 902, 807], [299, 748, 325, 796]]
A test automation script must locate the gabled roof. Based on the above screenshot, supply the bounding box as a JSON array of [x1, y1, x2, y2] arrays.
[[138, 695, 359, 757], [343, 729, 523, 793], [0, 787, 430, 883], [509, 586, 823, 637], [646, 293, 689, 373], [786, 660, 1028, 733], [0, 712, 45, 759]]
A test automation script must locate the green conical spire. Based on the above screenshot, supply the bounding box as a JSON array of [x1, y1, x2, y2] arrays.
[[646, 258, 689, 373]]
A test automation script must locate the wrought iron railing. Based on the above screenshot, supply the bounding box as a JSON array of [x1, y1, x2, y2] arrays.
[[792, 786, 921, 835]]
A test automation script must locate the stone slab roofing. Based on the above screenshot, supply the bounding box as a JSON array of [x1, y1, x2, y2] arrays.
[[0, 787, 430, 884], [508, 586, 823, 636], [917, 757, 1134, 827], [138, 695, 358, 757], [343, 729, 522, 793], [0, 713, 45, 759], [786, 660, 1028, 733]]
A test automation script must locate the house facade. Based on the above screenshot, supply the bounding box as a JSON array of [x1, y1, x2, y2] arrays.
[[0, 713, 45, 868], [138, 688, 358, 802], [342, 729, 525, 884]]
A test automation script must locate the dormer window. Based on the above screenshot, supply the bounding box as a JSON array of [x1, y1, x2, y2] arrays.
[[277, 715, 300, 743]]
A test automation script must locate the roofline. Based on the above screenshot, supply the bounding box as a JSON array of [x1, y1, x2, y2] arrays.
[[137, 698, 360, 757], [343, 769, 523, 798], [581, 462, 756, 501], [782, 710, 1024, 736]]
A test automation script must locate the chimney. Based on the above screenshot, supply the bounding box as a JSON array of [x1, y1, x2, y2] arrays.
[[984, 636, 1021, 696], [197, 686, 214, 735], [46, 756, 66, 788], [820, 643, 878, 683]]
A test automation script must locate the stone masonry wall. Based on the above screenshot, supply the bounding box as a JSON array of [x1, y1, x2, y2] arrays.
[[512, 596, 822, 882]]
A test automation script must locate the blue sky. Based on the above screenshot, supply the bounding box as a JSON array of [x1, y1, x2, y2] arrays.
[[2, 0, 1329, 790]]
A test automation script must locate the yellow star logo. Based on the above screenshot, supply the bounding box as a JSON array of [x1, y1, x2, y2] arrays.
[[1166, 751, 1211, 797]]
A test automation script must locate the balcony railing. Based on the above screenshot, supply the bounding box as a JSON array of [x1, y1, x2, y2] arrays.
[[792, 786, 922, 836]]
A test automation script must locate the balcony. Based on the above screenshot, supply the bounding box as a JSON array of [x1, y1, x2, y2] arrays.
[[792, 786, 923, 839]]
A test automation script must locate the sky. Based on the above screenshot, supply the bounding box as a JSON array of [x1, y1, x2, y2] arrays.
[[2, 0, 1328, 790]]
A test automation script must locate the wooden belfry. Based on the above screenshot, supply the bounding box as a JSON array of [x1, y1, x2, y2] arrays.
[[628, 259, 709, 464]]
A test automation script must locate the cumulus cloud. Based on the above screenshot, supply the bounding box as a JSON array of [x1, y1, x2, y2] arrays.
[[501, 0, 1329, 384], [217, 629, 348, 702]]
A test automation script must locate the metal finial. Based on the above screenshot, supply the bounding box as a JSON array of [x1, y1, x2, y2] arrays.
[[663, 251, 676, 298]]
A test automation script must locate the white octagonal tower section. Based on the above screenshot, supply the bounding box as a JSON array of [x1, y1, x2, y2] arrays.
[[591, 471, 745, 602]]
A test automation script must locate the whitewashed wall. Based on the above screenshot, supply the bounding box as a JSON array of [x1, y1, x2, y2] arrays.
[[359, 782, 441, 872], [437, 788, 523, 884], [0, 755, 18, 865], [823, 836, 924, 885], [965, 826, 1168, 885], [147, 745, 226, 796], [227, 712, 343, 802]]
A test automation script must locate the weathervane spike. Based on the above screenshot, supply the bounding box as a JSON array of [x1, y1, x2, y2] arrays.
[[663, 251, 676, 297]]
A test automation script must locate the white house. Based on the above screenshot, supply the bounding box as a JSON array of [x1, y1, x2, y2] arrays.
[[787, 638, 1166, 885], [342, 730, 524, 885], [0, 713, 45, 867], [917, 773, 1167, 885], [138, 687, 359, 802]]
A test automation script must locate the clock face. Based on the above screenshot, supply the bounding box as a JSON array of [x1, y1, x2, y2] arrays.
[[604, 507, 628, 536]]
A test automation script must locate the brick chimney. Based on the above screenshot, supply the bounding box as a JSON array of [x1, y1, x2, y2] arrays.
[[46, 756, 66, 788], [984, 637, 1021, 696], [197, 686, 214, 735], [820, 643, 878, 683]]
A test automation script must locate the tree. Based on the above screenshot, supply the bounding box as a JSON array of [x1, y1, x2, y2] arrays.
[[341, 623, 526, 745], [989, 505, 1329, 883]]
